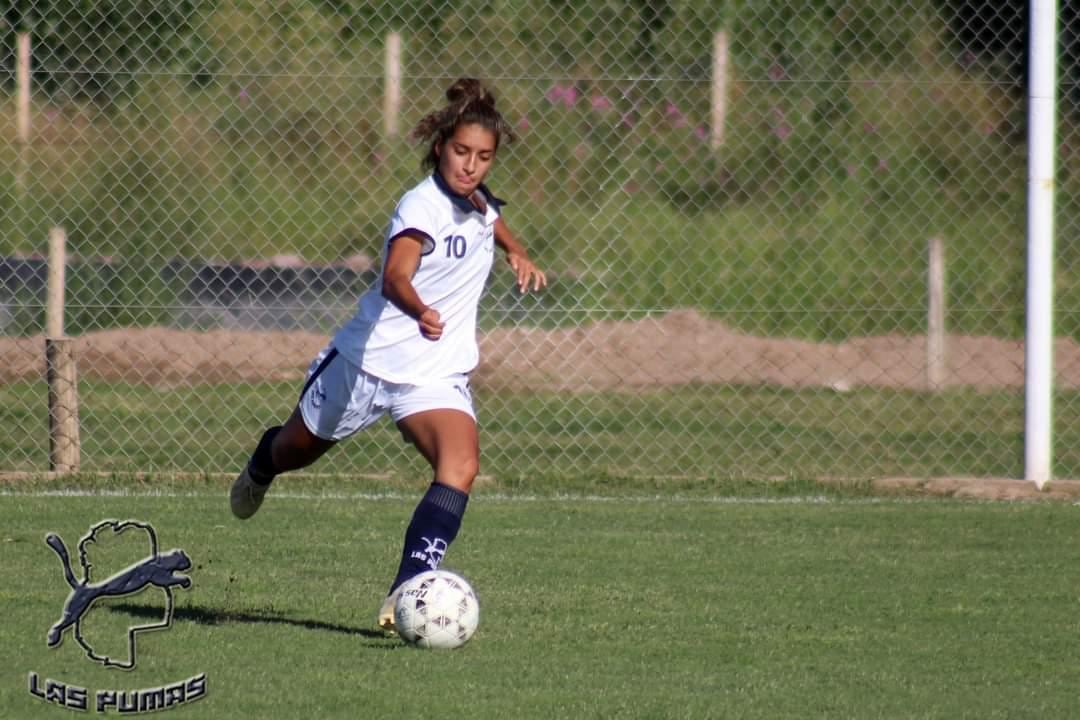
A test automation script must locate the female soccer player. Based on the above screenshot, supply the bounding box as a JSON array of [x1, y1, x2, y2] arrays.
[[230, 78, 546, 631]]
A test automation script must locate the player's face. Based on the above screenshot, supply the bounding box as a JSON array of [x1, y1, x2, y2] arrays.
[[436, 124, 497, 197]]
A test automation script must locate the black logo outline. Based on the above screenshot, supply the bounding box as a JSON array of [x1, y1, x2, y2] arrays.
[[44, 520, 192, 670]]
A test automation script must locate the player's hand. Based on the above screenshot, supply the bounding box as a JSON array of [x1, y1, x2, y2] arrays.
[[418, 307, 444, 341], [507, 253, 547, 294]]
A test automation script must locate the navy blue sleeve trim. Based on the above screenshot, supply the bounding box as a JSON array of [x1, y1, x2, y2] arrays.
[[389, 228, 436, 256]]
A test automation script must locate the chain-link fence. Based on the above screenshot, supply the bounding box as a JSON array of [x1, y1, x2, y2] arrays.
[[2, 1, 1078, 481]]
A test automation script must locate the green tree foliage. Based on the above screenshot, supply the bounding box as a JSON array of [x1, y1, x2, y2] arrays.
[[2, 1, 213, 105], [313, 0, 455, 38]]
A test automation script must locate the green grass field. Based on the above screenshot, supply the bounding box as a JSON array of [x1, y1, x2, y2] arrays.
[[3, 480, 1080, 719]]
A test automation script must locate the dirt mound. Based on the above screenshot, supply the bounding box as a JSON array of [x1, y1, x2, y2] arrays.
[[475, 309, 1080, 392], [3, 309, 1080, 392], [0, 328, 329, 385]]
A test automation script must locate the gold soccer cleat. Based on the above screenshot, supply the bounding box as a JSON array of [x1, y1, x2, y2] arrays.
[[378, 586, 404, 633]]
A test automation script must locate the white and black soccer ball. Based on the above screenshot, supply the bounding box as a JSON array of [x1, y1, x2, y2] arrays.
[[394, 570, 479, 649]]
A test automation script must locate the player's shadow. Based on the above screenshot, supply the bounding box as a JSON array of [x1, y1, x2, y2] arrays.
[[109, 602, 400, 648]]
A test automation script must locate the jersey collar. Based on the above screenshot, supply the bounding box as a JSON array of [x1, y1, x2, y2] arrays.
[[432, 172, 506, 215]]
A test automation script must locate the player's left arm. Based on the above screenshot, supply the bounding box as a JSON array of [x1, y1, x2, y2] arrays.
[[494, 217, 547, 294]]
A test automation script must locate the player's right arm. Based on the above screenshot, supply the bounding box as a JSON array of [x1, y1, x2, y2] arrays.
[[381, 232, 444, 341]]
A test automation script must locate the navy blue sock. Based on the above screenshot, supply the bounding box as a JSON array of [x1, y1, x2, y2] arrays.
[[390, 482, 469, 592], [248, 426, 282, 486]]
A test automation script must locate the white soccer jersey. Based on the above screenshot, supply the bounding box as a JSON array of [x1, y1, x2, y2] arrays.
[[331, 173, 502, 385]]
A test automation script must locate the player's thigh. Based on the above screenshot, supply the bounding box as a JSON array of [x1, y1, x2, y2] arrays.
[[395, 409, 480, 492]]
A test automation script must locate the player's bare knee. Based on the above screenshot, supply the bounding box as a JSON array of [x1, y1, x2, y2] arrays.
[[439, 456, 478, 492]]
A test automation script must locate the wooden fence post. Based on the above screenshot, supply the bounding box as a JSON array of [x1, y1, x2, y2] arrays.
[[927, 235, 946, 390], [384, 31, 402, 138], [710, 30, 729, 150], [46, 227, 80, 472], [47, 338, 80, 472], [17, 32, 31, 145], [47, 227, 66, 337], [16, 32, 32, 229]]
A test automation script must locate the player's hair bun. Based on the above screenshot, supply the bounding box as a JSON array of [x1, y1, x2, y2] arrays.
[[446, 78, 495, 109]]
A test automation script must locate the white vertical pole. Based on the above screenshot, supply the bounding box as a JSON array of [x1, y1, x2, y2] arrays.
[[1025, 0, 1057, 489], [927, 236, 946, 390], [710, 30, 729, 150], [384, 31, 402, 138]]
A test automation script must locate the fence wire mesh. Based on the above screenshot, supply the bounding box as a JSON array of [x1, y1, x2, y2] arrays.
[[2, 1, 1078, 481]]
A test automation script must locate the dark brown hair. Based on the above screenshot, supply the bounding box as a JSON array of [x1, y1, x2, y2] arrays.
[[411, 78, 517, 171]]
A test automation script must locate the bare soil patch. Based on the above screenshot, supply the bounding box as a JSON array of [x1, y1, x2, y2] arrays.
[[4, 309, 1080, 391]]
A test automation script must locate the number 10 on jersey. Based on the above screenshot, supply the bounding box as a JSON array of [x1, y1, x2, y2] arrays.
[[443, 235, 467, 258]]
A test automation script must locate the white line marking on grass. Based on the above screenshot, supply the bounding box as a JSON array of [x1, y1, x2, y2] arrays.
[[0, 488, 984, 505]]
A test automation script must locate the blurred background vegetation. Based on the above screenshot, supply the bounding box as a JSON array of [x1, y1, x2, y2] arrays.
[[0, 0, 1077, 340]]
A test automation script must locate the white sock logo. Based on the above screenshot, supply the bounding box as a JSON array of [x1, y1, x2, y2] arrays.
[[410, 537, 448, 570]]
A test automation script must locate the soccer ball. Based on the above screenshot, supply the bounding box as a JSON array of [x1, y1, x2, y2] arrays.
[[393, 570, 479, 649]]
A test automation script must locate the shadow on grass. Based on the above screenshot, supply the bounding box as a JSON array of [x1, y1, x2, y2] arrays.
[[109, 602, 400, 647]]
